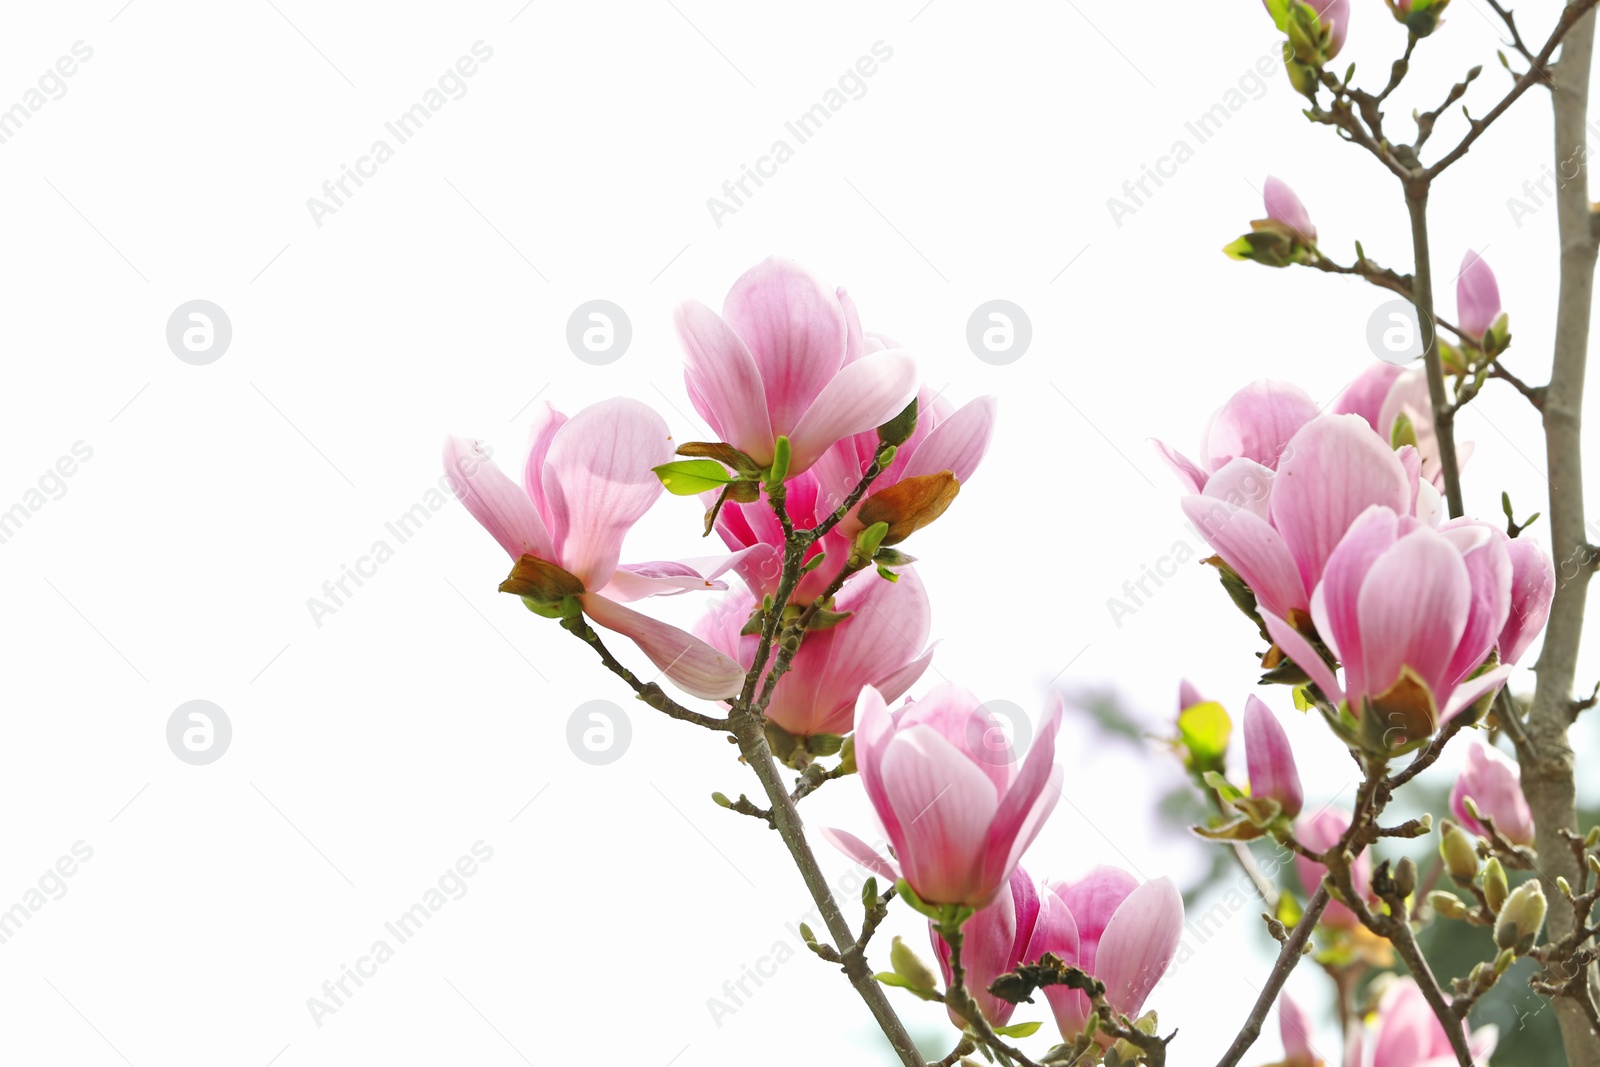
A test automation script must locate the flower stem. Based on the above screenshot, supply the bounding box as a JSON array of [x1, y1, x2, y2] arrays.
[[1404, 183, 1466, 519]]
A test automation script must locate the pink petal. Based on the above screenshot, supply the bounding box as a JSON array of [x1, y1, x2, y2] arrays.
[[543, 398, 673, 588], [895, 682, 1015, 796], [854, 686, 904, 853], [903, 396, 999, 482], [676, 299, 776, 464], [1263, 176, 1316, 242], [1094, 877, 1184, 1018], [820, 827, 898, 883], [882, 725, 1003, 905], [1356, 527, 1471, 701], [1183, 496, 1309, 621], [1179, 679, 1206, 711], [1202, 457, 1276, 521], [786, 349, 919, 476], [1452, 739, 1535, 845], [1028, 893, 1087, 1038], [1311, 505, 1401, 700], [1152, 439, 1208, 494], [1438, 522, 1512, 688], [1244, 694, 1303, 819], [1371, 979, 1439, 1067], [1500, 537, 1555, 665], [1440, 664, 1513, 723], [522, 401, 568, 523], [442, 435, 555, 562], [1278, 992, 1316, 1063], [721, 257, 848, 435], [839, 286, 864, 365], [1334, 363, 1406, 430], [580, 593, 744, 700], [1051, 867, 1140, 976], [1204, 379, 1319, 472], [1264, 613, 1345, 708], [979, 697, 1065, 899], [1457, 250, 1502, 339], [1272, 414, 1411, 593]]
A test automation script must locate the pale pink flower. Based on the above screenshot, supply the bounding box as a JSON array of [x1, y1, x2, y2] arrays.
[[1456, 250, 1502, 340], [675, 257, 918, 477], [443, 398, 745, 700], [1277, 991, 1325, 1067], [1265, 507, 1514, 742], [1265, 176, 1317, 242], [695, 567, 935, 740], [1334, 364, 1473, 492], [929, 866, 1044, 1027], [1359, 978, 1497, 1067], [1293, 807, 1372, 930], [825, 683, 1063, 908]]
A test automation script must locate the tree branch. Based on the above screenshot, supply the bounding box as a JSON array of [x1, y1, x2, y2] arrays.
[[1212, 886, 1331, 1067]]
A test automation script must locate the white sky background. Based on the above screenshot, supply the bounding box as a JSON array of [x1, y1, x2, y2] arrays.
[[0, 1, 1596, 1064]]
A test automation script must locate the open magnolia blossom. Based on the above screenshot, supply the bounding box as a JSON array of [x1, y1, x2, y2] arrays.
[[675, 256, 918, 476], [1450, 738, 1536, 846], [443, 398, 747, 699], [1333, 363, 1473, 490], [1153, 378, 1320, 494], [826, 683, 1063, 909]]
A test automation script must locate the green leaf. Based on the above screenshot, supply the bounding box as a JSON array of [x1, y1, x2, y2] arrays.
[[653, 459, 731, 495], [992, 1021, 1043, 1039], [878, 397, 919, 446], [1202, 770, 1247, 805], [1178, 700, 1232, 774]]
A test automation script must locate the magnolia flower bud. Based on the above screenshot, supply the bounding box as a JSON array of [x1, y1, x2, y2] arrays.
[[1393, 856, 1419, 900], [890, 934, 941, 993], [1429, 891, 1471, 920], [1484, 857, 1509, 913], [856, 471, 960, 545], [1457, 250, 1503, 341], [1244, 695, 1304, 820], [1494, 881, 1547, 954], [1441, 822, 1481, 884]]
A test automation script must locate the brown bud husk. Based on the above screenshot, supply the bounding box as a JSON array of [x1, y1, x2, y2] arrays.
[[499, 554, 585, 602], [857, 471, 960, 546]]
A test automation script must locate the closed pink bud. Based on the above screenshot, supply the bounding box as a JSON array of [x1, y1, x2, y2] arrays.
[[1499, 535, 1554, 665], [1265, 176, 1317, 242], [1451, 739, 1535, 846], [1179, 679, 1206, 711], [1244, 695, 1303, 819], [1278, 991, 1324, 1067], [1456, 250, 1502, 340], [854, 684, 1063, 908]]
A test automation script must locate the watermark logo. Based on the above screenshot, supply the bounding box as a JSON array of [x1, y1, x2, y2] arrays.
[[565, 300, 631, 365], [166, 300, 232, 365], [966, 300, 1031, 365], [1365, 298, 1425, 366], [167, 700, 231, 765], [968, 699, 1032, 766], [567, 700, 630, 765]]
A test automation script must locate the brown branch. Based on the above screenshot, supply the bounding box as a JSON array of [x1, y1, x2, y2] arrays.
[[1212, 886, 1331, 1067], [560, 615, 730, 730]]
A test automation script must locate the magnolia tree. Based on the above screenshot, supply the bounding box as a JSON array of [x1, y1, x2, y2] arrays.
[[442, 2, 1600, 1065]]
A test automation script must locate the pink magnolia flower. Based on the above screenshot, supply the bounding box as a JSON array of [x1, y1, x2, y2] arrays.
[[1154, 379, 1320, 495], [1182, 413, 1423, 626], [1245, 695, 1304, 819], [826, 683, 1063, 908], [1456, 250, 1502, 340], [1265, 507, 1514, 744], [1276, 992, 1324, 1067], [810, 385, 998, 540], [1358, 978, 1497, 1067], [929, 866, 1050, 1027], [1500, 534, 1555, 665], [1042, 867, 1185, 1039], [1293, 807, 1373, 929], [1451, 738, 1535, 846], [1334, 364, 1472, 492], [710, 385, 996, 600], [1265, 176, 1317, 242], [443, 398, 745, 700], [695, 567, 935, 740], [675, 257, 918, 477]]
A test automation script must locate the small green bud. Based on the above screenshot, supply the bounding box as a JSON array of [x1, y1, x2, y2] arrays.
[[711, 792, 732, 808], [1584, 826, 1600, 848], [1484, 857, 1509, 913], [889, 935, 940, 993], [1393, 857, 1419, 899], [1494, 947, 1516, 975], [1494, 880, 1547, 954], [878, 397, 919, 446], [1418, 813, 1433, 831], [1428, 891, 1471, 920], [1557, 876, 1573, 897], [1441, 822, 1481, 884]]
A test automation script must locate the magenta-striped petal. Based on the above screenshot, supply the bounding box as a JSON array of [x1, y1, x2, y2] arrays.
[[580, 593, 744, 699], [1052, 867, 1140, 977], [1440, 664, 1513, 724], [1457, 250, 1502, 340], [1311, 505, 1401, 699], [443, 435, 555, 563], [1203, 458, 1276, 521], [1265, 612, 1345, 708], [543, 398, 673, 588], [1438, 522, 1512, 688], [787, 349, 919, 476], [978, 697, 1065, 898], [722, 257, 848, 435], [1094, 877, 1183, 1018], [1500, 537, 1555, 665], [1244, 694, 1304, 819], [1272, 414, 1411, 592], [1183, 496, 1308, 621], [1204, 380, 1319, 471], [1356, 527, 1471, 701], [821, 826, 899, 882], [1334, 363, 1405, 430], [854, 686, 904, 855], [522, 401, 568, 522], [1152, 439, 1208, 493], [676, 298, 776, 464], [882, 725, 1002, 905], [1278, 992, 1316, 1064], [903, 396, 998, 482]]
